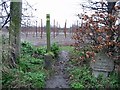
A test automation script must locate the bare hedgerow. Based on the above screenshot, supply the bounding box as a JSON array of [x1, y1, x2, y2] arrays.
[[72, 8, 120, 64]]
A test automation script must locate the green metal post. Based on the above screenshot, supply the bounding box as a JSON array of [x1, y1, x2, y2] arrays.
[[46, 14, 51, 52]]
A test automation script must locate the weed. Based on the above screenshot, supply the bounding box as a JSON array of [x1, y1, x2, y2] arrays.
[[51, 43, 60, 57], [2, 41, 48, 88], [68, 65, 120, 88]]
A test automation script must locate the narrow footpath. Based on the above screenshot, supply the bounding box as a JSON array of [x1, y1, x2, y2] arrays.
[[45, 51, 70, 88]]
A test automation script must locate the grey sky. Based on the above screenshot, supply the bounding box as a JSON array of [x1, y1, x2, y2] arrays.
[[1, 0, 108, 28], [25, 0, 86, 28]]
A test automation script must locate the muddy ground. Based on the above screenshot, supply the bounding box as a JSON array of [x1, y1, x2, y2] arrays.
[[45, 51, 70, 88]]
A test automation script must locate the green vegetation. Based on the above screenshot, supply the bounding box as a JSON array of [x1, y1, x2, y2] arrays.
[[51, 43, 60, 57], [0, 34, 2, 60], [2, 42, 60, 88], [2, 38, 119, 88], [2, 35, 9, 64], [59, 46, 74, 52], [2, 42, 46, 88], [68, 65, 120, 88], [0, 34, 2, 44], [67, 50, 120, 89]]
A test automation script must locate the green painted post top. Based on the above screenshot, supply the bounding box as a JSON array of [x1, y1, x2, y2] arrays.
[[11, 0, 22, 2], [46, 14, 50, 21], [46, 14, 51, 52]]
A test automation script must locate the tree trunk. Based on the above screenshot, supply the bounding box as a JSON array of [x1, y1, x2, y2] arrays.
[[9, 0, 22, 68]]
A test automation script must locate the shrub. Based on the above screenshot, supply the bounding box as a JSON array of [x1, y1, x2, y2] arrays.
[[51, 43, 60, 57], [19, 55, 44, 72], [24, 72, 46, 88], [68, 65, 120, 88], [2, 42, 47, 88], [72, 1, 120, 64], [21, 41, 35, 55]]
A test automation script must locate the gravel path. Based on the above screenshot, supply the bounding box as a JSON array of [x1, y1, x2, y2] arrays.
[[45, 51, 70, 88]]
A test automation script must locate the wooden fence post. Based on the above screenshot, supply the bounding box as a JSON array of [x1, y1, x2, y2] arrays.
[[35, 21, 37, 37], [41, 19, 43, 38], [53, 19, 55, 38], [9, 0, 22, 67], [46, 14, 51, 52], [64, 20, 67, 38]]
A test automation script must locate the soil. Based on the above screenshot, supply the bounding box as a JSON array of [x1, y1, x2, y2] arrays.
[[20, 32, 74, 46], [45, 51, 70, 88]]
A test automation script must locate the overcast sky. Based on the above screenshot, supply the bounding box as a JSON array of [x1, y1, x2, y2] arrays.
[[1, 0, 118, 28], [0, 0, 104, 28], [24, 0, 87, 28], [1, 0, 116, 28]]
